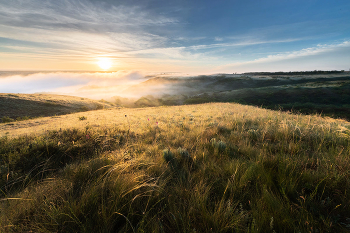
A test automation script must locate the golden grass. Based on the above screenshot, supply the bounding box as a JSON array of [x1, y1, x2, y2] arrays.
[[1, 102, 350, 232], [0, 93, 109, 108], [1, 102, 349, 139]]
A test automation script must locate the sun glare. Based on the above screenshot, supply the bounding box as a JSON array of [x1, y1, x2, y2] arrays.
[[97, 58, 112, 70]]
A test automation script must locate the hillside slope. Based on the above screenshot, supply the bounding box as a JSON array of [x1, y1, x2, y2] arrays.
[[0, 93, 114, 121], [1, 103, 350, 232], [121, 73, 350, 97], [114, 73, 350, 120]]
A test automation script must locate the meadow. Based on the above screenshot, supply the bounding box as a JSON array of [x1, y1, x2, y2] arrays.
[[1, 102, 350, 232]]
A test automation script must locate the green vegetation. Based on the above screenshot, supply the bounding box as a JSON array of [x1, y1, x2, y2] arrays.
[[115, 75, 350, 121], [244, 70, 346, 75], [1, 103, 350, 232], [15, 116, 31, 121], [1, 116, 15, 123], [2, 116, 32, 123], [79, 116, 87, 121], [184, 83, 350, 120], [3, 116, 32, 122]]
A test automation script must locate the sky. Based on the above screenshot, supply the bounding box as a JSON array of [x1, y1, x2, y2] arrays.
[[0, 0, 350, 73]]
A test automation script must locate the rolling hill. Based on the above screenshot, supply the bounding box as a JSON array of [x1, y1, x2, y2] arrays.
[[114, 72, 350, 120], [0, 93, 114, 122], [1, 102, 350, 232]]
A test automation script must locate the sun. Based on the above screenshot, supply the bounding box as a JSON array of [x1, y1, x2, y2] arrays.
[[97, 58, 112, 70]]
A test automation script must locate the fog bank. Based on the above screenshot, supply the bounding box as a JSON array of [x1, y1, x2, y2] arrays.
[[0, 71, 147, 99]]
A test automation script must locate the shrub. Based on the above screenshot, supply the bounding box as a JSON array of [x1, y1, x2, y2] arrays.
[[16, 116, 31, 121], [163, 149, 174, 162], [216, 140, 227, 152], [1, 116, 14, 123], [210, 138, 227, 152], [79, 116, 87, 121]]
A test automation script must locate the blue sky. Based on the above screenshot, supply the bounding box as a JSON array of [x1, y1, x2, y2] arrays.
[[0, 0, 349, 73]]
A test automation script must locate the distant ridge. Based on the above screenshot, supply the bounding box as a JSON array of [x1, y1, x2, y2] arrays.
[[244, 70, 347, 75], [0, 93, 114, 121]]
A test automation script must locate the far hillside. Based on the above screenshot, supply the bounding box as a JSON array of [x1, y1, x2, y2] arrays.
[[112, 71, 350, 120], [0, 93, 114, 122]]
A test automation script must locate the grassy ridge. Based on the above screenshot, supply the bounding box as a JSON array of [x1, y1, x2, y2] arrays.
[[1, 103, 350, 232], [0, 93, 113, 122]]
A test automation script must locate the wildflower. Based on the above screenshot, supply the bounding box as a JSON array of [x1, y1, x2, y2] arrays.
[[86, 135, 90, 139]]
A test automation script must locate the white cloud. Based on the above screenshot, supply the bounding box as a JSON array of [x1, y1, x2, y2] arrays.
[[239, 41, 349, 64], [189, 38, 305, 50], [126, 47, 199, 60]]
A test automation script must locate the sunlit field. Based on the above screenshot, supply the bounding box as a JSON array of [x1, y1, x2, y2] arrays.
[[1, 103, 350, 232]]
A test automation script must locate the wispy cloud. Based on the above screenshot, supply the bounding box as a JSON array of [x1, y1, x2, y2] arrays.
[[0, 0, 309, 65], [0, 0, 177, 60], [234, 41, 349, 64], [189, 38, 306, 50], [0, 0, 177, 30], [217, 41, 350, 72]]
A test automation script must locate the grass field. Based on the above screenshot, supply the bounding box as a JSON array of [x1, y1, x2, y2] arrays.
[[1, 102, 350, 232]]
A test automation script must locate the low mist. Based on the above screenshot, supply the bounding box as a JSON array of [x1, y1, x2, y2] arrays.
[[0, 71, 219, 101], [0, 71, 149, 100]]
